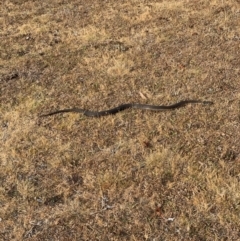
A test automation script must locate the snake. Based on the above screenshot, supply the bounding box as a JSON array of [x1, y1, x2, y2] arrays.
[[40, 100, 213, 118]]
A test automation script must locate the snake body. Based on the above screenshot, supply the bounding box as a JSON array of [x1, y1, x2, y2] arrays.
[[40, 100, 213, 118]]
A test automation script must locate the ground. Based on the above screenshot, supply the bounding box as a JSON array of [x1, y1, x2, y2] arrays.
[[0, 0, 240, 240]]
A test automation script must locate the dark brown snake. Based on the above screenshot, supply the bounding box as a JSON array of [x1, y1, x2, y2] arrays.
[[40, 100, 213, 118]]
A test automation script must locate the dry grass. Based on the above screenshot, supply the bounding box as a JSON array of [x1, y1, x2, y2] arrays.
[[1, 0, 240, 240]]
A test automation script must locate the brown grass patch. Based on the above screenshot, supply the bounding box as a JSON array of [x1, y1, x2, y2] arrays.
[[1, 0, 240, 240]]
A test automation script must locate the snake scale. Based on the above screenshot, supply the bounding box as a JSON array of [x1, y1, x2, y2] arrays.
[[40, 100, 213, 118]]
